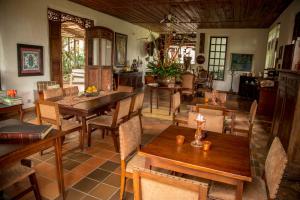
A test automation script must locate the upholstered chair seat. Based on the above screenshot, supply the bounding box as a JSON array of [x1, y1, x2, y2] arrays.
[[126, 154, 146, 173], [60, 120, 82, 132], [174, 112, 188, 124], [209, 137, 287, 200], [88, 115, 119, 128], [188, 111, 225, 133]]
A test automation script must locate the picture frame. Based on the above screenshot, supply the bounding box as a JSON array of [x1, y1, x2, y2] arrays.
[[114, 32, 127, 67], [17, 44, 44, 76], [230, 53, 253, 72]]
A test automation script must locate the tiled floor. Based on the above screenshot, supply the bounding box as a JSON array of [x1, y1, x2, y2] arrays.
[[2, 91, 300, 199]]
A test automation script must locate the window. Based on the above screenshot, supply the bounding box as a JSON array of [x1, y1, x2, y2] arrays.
[[208, 37, 228, 80], [168, 45, 196, 64]]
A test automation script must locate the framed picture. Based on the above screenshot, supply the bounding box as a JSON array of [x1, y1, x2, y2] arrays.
[[115, 33, 127, 67], [231, 53, 253, 71], [17, 44, 43, 76]]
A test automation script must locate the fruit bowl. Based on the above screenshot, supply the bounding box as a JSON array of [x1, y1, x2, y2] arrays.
[[84, 92, 99, 97]]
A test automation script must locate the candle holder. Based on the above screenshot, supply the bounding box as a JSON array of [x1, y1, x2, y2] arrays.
[[191, 113, 206, 148]]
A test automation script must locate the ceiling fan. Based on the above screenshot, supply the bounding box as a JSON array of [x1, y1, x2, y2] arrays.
[[160, 13, 178, 27]]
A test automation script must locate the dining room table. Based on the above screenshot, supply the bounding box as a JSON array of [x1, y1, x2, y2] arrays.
[[53, 91, 135, 149], [0, 128, 65, 199], [0, 103, 24, 121], [139, 125, 252, 200]]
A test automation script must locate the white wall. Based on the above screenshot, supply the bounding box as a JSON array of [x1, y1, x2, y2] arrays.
[[0, 0, 152, 108], [195, 29, 268, 92]]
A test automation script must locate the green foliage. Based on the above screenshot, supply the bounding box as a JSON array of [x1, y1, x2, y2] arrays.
[[147, 61, 182, 78]]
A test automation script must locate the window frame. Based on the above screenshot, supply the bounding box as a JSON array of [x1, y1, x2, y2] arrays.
[[208, 36, 228, 81]]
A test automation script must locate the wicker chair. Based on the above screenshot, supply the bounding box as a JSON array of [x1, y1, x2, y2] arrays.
[[0, 162, 41, 200], [209, 137, 287, 200], [43, 88, 63, 100], [36, 100, 83, 150], [172, 92, 189, 125], [130, 92, 145, 134], [133, 168, 208, 200], [87, 97, 132, 152], [119, 116, 145, 199]]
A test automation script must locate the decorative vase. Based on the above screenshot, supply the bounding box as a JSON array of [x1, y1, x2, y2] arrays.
[[157, 77, 175, 87]]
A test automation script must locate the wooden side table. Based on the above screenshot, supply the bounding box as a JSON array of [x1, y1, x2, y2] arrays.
[[0, 103, 24, 121]]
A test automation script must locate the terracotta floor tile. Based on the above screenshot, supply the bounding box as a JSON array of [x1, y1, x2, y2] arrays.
[[35, 162, 60, 181], [89, 183, 118, 200], [99, 161, 120, 172], [64, 171, 85, 188], [73, 177, 99, 193], [84, 156, 105, 168], [109, 190, 133, 200], [87, 169, 110, 182], [81, 195, 99, 200], [109, 154, 121, 164], [113, 167, 121, 175], [55, 188, 86, 200], [103, 174, 121, 187], [40, 181, 60, 200], [63, 159, 81, 171], [66, 152, 92, 162], [93, 149, 116, 160]]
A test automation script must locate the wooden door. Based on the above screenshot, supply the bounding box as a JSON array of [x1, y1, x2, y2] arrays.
[[49, 20, 62, 86]]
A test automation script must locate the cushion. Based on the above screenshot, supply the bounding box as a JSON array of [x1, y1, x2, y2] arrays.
[[188, 112, 224, 134], [88, 115, 113, 127], [174, 112, 188, 124], [126, 154, 146, 173], [0, 164, 35, 191], [209, 177, 268, 200], [61, 120, 81, 132]]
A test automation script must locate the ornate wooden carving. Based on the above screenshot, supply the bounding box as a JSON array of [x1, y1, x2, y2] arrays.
[[48, 8, 93, 28]]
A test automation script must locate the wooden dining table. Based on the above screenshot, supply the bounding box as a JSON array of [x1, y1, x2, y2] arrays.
[[139, 125, 252, 200], [0, 129, 65, 199], [54, 92, 134, 149]]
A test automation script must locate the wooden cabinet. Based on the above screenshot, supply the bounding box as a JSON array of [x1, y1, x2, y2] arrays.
[[257, 85, 277, 117], [114, 72, 143, 89], [238, 76, 259, 100], [271, 70, 300, 179], [85, 26, 114, 90]]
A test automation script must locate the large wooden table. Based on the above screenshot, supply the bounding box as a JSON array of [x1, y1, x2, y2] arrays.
[[0, 103, 24, 121], [0, 129, 65, 199], [139, 125, 252, 200], [56, 92, 134, 149]]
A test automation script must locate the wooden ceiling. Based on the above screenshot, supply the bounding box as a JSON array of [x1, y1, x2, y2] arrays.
[[69, 0, 293, 33]]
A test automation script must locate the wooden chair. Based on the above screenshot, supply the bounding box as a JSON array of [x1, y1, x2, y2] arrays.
[[187, 108, 225, 134], [118, 85, 134, 93], [133, 168, 208, 200], [0, 162, 41, 200], [119, 116, 145, 199], [43, 88, 63, 100], [63, 86, 79, 96], [87, 97, 132, 152], [181, 72, 196, 98], [209, 137, 287, 200], [233, 100, 258, 138], [172, 92, 188, 125], [205, 91, 227, 104], [36, 100, 84, 150], [130, 92, 145, 134]]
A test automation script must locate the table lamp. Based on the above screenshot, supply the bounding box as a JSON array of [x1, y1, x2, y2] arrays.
[[191, 113, 206, 147]]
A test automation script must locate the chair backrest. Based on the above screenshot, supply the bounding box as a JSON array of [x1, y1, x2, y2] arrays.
[[118, 85, 134, 93], [264, 137, 287, 199], [133, 168, 208, 200], [188, 111, 224, 134], [172, 92, 181, 113], [131, 92, 145, 113], [63, 86, 79, 96], [36, 100, 61, 127], [37, 81, 57, 91], [216, 92, 227, 104], [249, 100, 258, 123], [43, 88, 63, 100], [181, 73, 195, 89], [113, 97, 132, 126], [119, 116, 142, 160]]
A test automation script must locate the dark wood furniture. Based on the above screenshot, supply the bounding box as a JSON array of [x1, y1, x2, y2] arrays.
[[56, 92, 134, 145], [271, 70, 300, 179], [0, 103, 24, 121], [238, 76, 259, 100], [86, 26, 114, 91], [257, 86, 277, 117], [139, 125, 252, 200], [282, 44, 294, 70], [148, 85, 182, 116], [144, 75, 156, 84], [113, 72, 143, 89], [0, 129, 65, 199]]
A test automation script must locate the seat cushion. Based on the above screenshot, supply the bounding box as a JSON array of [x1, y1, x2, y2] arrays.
[[209, 177, 267, 200], [61, 120, 81, 132], [234, 120, 250, 131], [174, 112, 188, 124], [0, 164, 35, 191], [88, 115, 113, 127], [126, 154, 146, 173]]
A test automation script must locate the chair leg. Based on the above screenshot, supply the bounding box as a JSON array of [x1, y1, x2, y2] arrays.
[[111, 130, 119, 153], [87, 125, 92, 147], [120, 175, 127, 200], [29, 173, 42, 200], [80, 129, 84, 151], [139, 113, 143, 135]]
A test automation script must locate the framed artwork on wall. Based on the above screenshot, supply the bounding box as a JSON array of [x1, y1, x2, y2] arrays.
[[17, 44, 44, 76], [230, 53, 253, 71], [114, 32, 127, 67]]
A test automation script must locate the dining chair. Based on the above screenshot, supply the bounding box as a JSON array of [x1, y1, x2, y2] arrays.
[[133, 168, 208, 200], [87, 97, 132, 152], [0, 162, 41, 200], [181, 72, 196, 98], [36, 100, 84, 150], [43, 88, 63, 100], [118, 85, 134, 93], [130, 92, 145, 134], [205, 91, 227, 104], [233, 100, 258, 138], [119, 115, 145, 199], [63, 86, 79, 96], [188, 110, 225, 134], [209, 137, 287, 200], [172, 92, 188, 125]]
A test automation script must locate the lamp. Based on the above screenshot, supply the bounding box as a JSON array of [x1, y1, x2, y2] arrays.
[[191, 113, 206, 147]]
